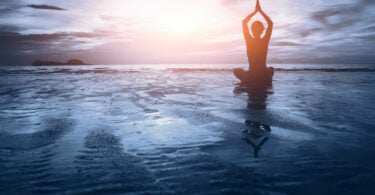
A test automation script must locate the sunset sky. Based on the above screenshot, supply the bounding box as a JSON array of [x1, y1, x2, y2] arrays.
[[0, 0, 374, 65]]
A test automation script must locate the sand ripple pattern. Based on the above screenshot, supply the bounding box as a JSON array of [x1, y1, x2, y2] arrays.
[[72, 129, 164, 194]]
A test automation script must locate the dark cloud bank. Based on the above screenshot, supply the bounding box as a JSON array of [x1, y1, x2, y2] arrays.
[[27, 4, 66, 11]]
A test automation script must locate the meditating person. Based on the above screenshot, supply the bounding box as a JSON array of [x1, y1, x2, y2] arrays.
[[234, 0, 274, 85]]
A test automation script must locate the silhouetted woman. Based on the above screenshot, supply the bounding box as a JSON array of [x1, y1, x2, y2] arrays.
[[234, 0, 274, 85]]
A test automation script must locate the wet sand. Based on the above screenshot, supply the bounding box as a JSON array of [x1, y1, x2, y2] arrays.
[[1, 65, 375, 194]]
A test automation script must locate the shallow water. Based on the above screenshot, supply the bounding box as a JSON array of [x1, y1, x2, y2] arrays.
[[0, 65, 375, 194]]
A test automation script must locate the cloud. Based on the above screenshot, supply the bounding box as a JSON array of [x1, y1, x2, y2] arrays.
[[309, 0, 375, 32], [0, 25, 25, 32], [272, 41, 304, 47], [27, 4, 66, 11], [0, 2, 24, 16], [311, 5, 360, 31], [0, 31, 103, 59]]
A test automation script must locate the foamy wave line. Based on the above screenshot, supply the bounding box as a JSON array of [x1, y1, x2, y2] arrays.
[[1, 67, 374, 74], [168, 68, 375, 72]]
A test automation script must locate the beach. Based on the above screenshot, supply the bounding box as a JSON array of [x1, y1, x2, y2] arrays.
[[1, 64, 375, 194]]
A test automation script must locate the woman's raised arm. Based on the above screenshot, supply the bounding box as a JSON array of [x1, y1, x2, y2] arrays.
[[242, 10, 257, 41], [259, 9, 273, 42]]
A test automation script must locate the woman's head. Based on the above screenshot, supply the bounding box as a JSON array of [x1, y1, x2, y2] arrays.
[[251, 21, 265, 38]]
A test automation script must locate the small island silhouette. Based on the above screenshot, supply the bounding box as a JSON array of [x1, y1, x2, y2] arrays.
[[32, 59, 88, 66]]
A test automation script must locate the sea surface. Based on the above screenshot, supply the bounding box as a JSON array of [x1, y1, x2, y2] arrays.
[[0, 64, 374, 194]]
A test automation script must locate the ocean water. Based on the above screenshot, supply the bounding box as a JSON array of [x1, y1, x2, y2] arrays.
[[0, 64, 374, 194]]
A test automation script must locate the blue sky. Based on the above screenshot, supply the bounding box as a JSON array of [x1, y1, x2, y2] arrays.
[[0, 0, 374, 65]]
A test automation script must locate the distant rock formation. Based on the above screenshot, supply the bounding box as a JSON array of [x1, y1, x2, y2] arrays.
[[32, 59, 87, 66]]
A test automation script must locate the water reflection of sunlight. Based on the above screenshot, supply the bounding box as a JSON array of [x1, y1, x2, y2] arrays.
[[272, 127, 314, 141], [128, 116, 223, 149], [152, 117, 175, 126]]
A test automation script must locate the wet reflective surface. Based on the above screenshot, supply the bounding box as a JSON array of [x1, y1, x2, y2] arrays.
[[1, 65, 375, 194]]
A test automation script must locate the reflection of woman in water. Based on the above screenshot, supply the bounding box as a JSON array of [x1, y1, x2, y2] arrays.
[[234, 0, 274, 84]]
